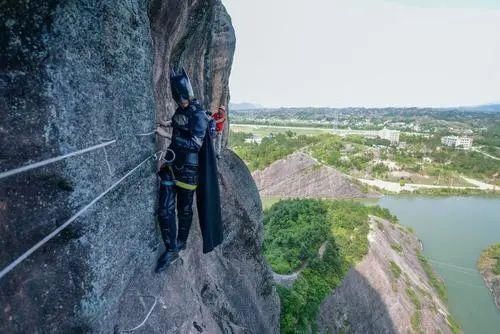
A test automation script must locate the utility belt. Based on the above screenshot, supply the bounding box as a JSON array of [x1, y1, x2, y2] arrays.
[[159, 151, 199, 191]]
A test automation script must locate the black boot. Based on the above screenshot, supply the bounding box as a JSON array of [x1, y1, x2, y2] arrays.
[[177, 217, 192, 252], [155, 249, 180, 273], [157, 178, 179, 273], [177, 239, 187, 251], [156, 223, 180, 273]]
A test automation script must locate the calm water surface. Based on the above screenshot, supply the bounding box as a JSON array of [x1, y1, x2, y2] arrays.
[[378, 196, 500, 334]]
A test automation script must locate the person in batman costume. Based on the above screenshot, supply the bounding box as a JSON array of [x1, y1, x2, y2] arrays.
[[155, 68, 223, 274]]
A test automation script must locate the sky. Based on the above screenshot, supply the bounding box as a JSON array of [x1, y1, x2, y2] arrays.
[[223, 0, 500, 108]]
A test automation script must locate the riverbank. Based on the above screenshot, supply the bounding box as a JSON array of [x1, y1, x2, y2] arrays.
[[358, 176, 499, 195], [317, 216, 458, 334], [379, 196, 500, 334], [477, 244, 500, 310]]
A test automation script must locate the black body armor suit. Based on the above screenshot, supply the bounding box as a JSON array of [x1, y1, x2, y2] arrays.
[[155, 67, 222, 274], [157, 101, 208, 253]]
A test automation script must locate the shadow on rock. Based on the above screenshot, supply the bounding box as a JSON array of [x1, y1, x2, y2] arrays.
[[316, 268, 397, 334]]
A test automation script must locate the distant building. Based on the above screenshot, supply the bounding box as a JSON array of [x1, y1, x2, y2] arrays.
[[441, 136, 473, 150], [456, 136, 473, 150], [441, 136, 457, 147]]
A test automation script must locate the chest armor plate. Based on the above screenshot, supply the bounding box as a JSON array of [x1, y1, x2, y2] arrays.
[[172, 112, 189, 131]]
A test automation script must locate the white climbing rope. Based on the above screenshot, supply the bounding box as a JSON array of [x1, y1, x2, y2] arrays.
[[135, 130, 156, 137], [426, 258, 477, 273], [445, 277, 485, 289], [0, 128, 160, 181], [120, 296, 158, 333], [0, 140, 116, 180], [158, 148, 175, 163], [0, 153, 156, 280]]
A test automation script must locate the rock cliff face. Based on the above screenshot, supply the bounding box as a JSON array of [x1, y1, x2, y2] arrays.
[[112, 150, 280, 333], [253, 152, 376, 199], [0, 1, 279, 333], [150, 0, 235, 148], [316, 217, 454, 334]]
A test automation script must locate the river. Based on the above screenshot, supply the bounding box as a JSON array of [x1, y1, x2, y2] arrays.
[[378, 196, 500, 334]]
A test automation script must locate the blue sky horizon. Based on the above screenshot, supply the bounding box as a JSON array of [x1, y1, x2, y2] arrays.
[[223, 0, 500, 108]]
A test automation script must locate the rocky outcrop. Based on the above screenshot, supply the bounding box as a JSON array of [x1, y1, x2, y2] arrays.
[[113, 149, 280, 333], [253, 152, 376, 199], [316, 217, 455, 334], [0, 1, 279, 333], [478, 243, 500, 310], [150, 0, 235, 149]]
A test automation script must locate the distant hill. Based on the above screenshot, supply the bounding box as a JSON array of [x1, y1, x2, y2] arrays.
[[252, 152, 378, 199], [229, 102, 263, 110], [455, 104, 500, 113], [229, 103, 500, 113]]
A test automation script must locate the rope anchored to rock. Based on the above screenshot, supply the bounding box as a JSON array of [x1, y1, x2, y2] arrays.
[[0, 129, 159, 180], [120, 296, 158, 333], [0, 140, 117, 180], [0, 152, 158, 280], [0, 122, 175, 280]]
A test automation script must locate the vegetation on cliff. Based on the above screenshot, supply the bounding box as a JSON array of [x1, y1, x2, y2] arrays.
[[417, 252, 448, 302], [477, 243, 500, 310], [262, 199, 397, 333], [478, 243, 500, 275]]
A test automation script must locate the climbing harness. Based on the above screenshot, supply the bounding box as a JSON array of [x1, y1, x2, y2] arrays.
[[156, 148, 176, 164], [164, 164, 197, 190]]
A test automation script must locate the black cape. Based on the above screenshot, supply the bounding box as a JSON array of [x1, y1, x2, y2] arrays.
[[196, 133, 223, 253]]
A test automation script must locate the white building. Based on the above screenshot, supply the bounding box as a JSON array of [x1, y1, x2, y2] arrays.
[[441, 136, 473, 150], [455, 137, 473, 150], [441, 136, 457, 147]]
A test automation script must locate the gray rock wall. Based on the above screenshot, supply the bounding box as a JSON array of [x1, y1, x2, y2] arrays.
[[1, 1, 157, 331], [114, 150, 280, 333], [150, 0, 235, 150], [0, 1, 278, 333]]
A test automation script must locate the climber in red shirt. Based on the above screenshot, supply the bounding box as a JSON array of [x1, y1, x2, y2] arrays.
[[212, 105, 226, 158]]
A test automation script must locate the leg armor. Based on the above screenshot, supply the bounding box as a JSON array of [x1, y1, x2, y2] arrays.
[[157, 168, 177, 251], [175, 165, 198, 249], [176, 187, 195, 249]]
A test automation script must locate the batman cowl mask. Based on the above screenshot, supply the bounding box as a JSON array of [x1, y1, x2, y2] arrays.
[[170, 68, 194, 106]]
